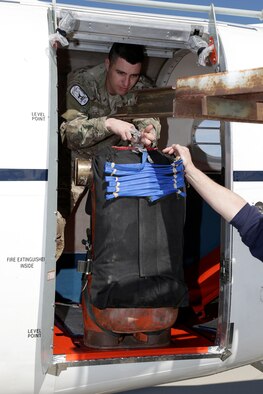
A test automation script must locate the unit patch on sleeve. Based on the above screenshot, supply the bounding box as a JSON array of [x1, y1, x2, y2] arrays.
[[70, 85, 89, 106]]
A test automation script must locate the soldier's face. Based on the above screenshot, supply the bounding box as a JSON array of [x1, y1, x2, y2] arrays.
[[105, 57, 141, 96]]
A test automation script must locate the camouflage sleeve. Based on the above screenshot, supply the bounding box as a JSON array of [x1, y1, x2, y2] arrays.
[[66, 68, 95, 113], [132, 117, 161, 147], [132, 76, 161, 146], [61, 111, 113, 150]]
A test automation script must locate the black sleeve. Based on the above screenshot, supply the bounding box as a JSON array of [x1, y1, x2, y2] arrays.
[[230, 203, 263, 262]]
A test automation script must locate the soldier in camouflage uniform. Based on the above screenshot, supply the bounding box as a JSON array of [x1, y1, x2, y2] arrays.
[[60, 42, 161, 158], [57, 43, 161, 256]]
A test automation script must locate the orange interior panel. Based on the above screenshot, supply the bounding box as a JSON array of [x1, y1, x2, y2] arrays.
[[184, 247, 220, 319], [53, 325, 214, 362]]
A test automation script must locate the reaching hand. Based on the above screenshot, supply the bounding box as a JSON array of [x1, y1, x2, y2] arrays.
[[106, 119, 157, 147], [105, 118, 134, 141], [140, 124, 157, 147], [163, 144, 194, 171]]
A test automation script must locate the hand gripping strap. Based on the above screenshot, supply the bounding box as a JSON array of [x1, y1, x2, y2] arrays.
[[104, 150, 186, 202]]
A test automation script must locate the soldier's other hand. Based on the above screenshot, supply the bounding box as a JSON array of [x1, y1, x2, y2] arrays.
[[105, 118, 133, 141], [140, 124, 156, 147]]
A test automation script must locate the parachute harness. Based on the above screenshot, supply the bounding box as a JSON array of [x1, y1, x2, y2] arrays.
[[104, 150, 186, 202]]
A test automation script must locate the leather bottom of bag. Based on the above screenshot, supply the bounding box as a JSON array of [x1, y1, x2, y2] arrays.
[[84, 327, 171, 349], [82, 287, 177, 349]]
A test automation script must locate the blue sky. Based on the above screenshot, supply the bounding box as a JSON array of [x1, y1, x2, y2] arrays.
[[53, 0, 263, 24]]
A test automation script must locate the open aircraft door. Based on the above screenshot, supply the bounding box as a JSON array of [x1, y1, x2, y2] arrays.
[[1, 1, 263, 393]]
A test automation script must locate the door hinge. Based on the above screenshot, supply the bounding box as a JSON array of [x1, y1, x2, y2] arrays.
[[221, 258, 232, 283]]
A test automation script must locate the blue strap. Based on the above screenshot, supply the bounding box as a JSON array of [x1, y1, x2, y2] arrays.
[[104, 152, 186, 202], [104, 161, 184, 176]]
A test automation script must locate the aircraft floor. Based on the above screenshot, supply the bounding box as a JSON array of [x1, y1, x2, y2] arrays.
[[53, 303, 215, 362]]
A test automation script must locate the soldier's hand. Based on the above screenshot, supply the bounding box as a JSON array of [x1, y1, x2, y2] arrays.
[[105, 118, 133, 141], [140, 124, 156, 147]]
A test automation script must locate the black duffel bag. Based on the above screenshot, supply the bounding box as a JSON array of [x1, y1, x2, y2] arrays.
[[89, 146, 188, 309]]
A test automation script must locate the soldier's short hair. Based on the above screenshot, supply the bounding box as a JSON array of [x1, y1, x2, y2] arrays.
[[108, 43, 145, 65]]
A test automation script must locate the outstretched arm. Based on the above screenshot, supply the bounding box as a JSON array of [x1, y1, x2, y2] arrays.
[[61, 111, 159, 150], [163, 144, 247, 222]]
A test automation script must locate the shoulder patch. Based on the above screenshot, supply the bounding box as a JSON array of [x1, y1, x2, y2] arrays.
[[70, 85, 89, 106]]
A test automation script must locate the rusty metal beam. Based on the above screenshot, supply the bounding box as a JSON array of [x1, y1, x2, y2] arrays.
[[114, 67, 263, 123], [175, 67, 263, 98], [202, 97, 263, 122], [174, 96, 263, 122], [114, 87, 176, 119]]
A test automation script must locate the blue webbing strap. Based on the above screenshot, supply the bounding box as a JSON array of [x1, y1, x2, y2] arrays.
[[104, 151, 186, 202]]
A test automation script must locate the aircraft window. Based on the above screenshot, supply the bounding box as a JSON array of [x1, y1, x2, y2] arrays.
[[193, 120, 221, 158]]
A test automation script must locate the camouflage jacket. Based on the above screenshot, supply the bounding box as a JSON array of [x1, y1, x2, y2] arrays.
[[60, 63, 161, 158]]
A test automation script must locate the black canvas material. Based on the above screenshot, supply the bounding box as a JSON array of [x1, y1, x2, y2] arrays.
[[90, 147, 188, 309]]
